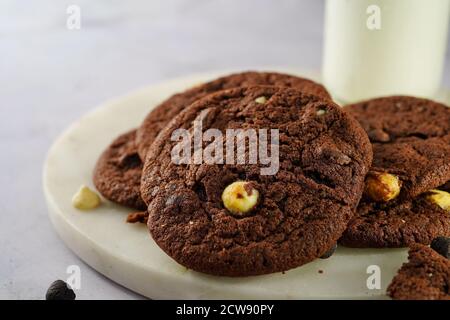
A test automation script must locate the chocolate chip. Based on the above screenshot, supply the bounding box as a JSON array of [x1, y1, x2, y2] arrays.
[[118, 152, 141, 168], [368, 128, 390, 142], [46, 280, 76, 300], [320, 243, 337, 259], [430, 236, 450, 259], [319, 146, 351, 165]]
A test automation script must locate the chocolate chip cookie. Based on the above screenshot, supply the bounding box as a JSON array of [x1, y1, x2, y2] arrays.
[[387, 244, 450, 300], [93, 130, 146, 210], [340, 195, 450, 248], [341, 96, 450, 248], [136, 71, 331, 160], [141, 86, 372, 276], [345, 96, 450, 199]]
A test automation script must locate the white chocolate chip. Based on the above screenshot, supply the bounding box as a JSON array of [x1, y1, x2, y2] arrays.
[[72, 185, 101, 210], [427, 189, 450, 211], [255, 96, 267, 104], [316, 109, 326, 116], [364, 172, 401, 202], [222, 181, 259, 216]]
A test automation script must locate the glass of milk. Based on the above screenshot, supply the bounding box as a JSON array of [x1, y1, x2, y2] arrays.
[[322, 0, 450, 103]]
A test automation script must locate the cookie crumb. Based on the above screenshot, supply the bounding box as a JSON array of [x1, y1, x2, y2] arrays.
[[126, 211, 148, 224]]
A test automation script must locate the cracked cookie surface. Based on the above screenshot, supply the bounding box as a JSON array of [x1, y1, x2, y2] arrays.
[[141, 86, 372, 276], [136, 71, 331, 160], [93, 130, 146, 210]]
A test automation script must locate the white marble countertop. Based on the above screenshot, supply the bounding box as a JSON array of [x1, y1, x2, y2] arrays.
[[1, 0, 449, 299]]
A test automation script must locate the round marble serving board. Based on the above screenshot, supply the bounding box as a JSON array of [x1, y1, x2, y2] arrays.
[[43, 69, 449, 299]]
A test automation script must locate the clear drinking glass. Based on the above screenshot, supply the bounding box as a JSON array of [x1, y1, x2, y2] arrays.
[[322, 0, 450, 103]]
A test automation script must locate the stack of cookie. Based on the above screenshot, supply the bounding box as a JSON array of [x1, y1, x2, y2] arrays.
[[92, 71, 449, 296]]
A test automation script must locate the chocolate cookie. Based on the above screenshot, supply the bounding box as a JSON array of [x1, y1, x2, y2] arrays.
[[345, 96, 450, 199], [340, 195, 450, 248], [340, 96, 450, 248], [93, 130, 146, 210], [387, 244, 450, 300], [136, 71, 331, 160], [141, 86, 372, 276]]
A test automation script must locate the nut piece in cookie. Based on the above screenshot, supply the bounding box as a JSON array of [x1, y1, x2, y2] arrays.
[[364, 172, 401, 202], [222, 181, 259, 216], [72, 185, 101, 210], [426, 189, 450, 211]]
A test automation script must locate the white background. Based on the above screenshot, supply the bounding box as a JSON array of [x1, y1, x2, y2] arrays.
[[1, 0, 449, 299]]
